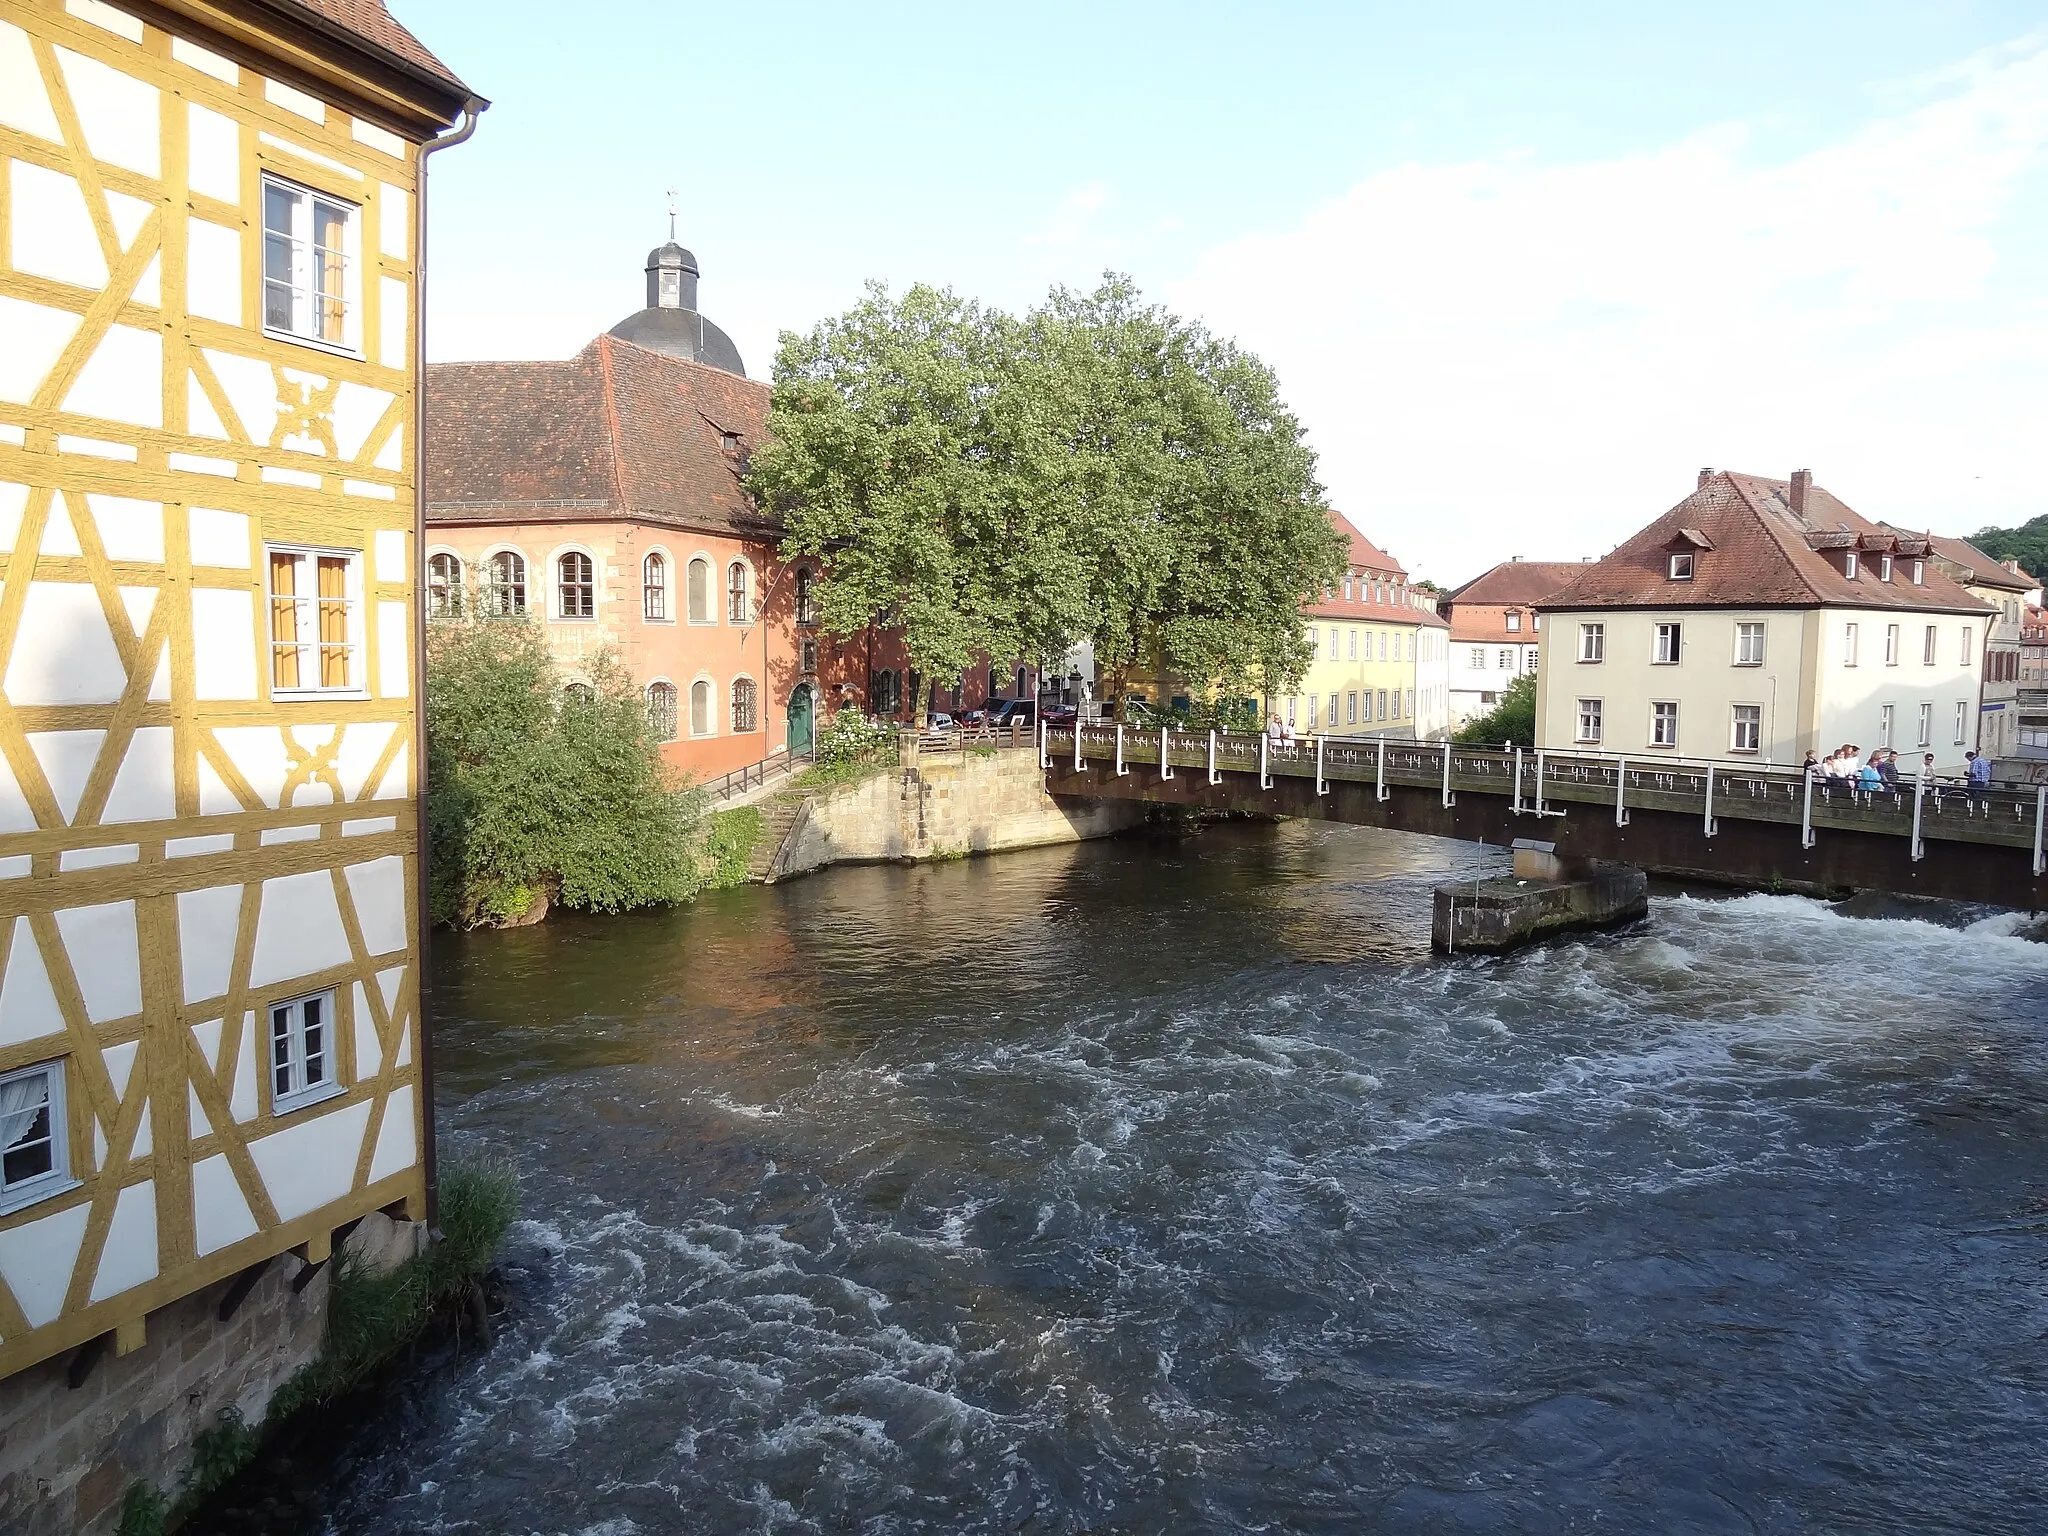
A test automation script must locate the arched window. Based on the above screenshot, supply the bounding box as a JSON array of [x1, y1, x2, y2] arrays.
[[731, 676, 757, 733], [557, 551, 593, 619], [646, 681, 677, 741], [690, 679, 713, 736], [643, 553, 668, 621], [427, 552, 462, 616], [561, 681, 594, 703], [727, 561, 749, 623], [483, 550, 526, 616], [687, 557, 712, 624], [794, 565, 818, 626]]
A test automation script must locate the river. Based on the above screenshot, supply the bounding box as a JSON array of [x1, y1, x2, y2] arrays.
[[273, 823, 2048, 1534]]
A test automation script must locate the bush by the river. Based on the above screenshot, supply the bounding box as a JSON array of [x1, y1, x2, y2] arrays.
[[426, 616, 705, 927], [1453, 671, 1535, 749]]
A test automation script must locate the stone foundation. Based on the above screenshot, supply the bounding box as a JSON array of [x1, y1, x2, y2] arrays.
[[1433, 856, 1649, 953], [769, 740, 1145, 881]]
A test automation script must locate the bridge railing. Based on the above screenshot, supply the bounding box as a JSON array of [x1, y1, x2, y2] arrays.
[[1040, 723, 2046, 864]]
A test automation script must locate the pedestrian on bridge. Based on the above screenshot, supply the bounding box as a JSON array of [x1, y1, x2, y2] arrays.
[[1965, 750, 1992, 810]]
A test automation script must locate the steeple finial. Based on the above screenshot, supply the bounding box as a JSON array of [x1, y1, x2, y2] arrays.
[[665, 186, 677, 242]]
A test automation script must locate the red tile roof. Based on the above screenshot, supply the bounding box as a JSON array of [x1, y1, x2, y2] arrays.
[[1443, 560, 1587, 607], [426, 336, 773, 537], [1880, 528, 2035, 594], [1326, 508, 1407, 578], [1304, 510, 1434, 620], [286, 0, 467, 94], [1537, 471, 1994, 616]]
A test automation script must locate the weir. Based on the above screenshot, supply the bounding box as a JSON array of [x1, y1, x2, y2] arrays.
[[1039, 725, 2044, 909]]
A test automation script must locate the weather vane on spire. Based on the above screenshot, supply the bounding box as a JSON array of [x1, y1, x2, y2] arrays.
[[665, 186, 677, 242]]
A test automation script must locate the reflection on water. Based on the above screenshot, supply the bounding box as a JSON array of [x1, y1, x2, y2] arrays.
[[313, 823, 2048, 1534]]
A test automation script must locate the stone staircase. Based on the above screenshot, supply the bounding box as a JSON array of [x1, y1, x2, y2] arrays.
[[745, 793, 811, 882]]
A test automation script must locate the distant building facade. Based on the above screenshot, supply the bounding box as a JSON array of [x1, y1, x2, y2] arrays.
[[1438, 559, 1585, 726], [1534, 470, 1992, 770], [1282, 513, 1448, 739], [1879, 531, 2035, 761]]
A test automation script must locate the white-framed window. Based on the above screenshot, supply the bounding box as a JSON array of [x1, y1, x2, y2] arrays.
[[794, 565, 820, 626], [690, 678, 714, 736], [732, 676, 758, 733], [728, 562, 751, 624], [1505, 610, 1521, 632], [1843, 622, 1859, 667], [483, 549, 527, 616], [1910, 560, 1925, 585], [1346, 629, 1356, 661], [1377, 689, 1389, 719], [1668, 551, 1694, 580], [1654, 622, 1682, 664], [1880, 703, 1894, 748], [1362, 690, 1374, 722], [1650, 700, 1678, 748], [1347, 691, 1358, 725], [1579, 623, 1604, 663], [1735, 622, 1765, 666], [1286, 696, 1296, 726], [1917, 702, 1933, 747], [1307, 629, 1319, 661], [1730, 704, 1762, 753], [1470, 647, 1485, 667], [1343, 573, 1354, 601], [557, 551, 594, 620], [647, 680, 678, 741], [427, 551, 462, 617], [261, 174, 356, 350], [1330, 627, 1340, 657], [643, 553, 669, 621], [1885, 623, 1900, 666], [1961, 626, 1974, 666], [1577, 697, 1603, 743], [1308, 693, 1319, 725], [0, 1060, 72, 1214], [1879, 555, 1893, 581], [1379, 631, 1389, 661], [1923, 625, 1938, 665], [1526, 646, 1539, 670], [266, 546, 362, 696], [1953, 701, 1967, 745], [687, 557, 714, 624], [1499, 648, 1513, 670], [1845, 552, 1860, 580], [269, 990, 339, 1114], [1405, 688, 1414, 718], [1325, 695, 1338, 729]]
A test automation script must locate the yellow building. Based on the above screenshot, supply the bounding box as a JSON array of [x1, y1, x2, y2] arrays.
[[0, 1, 475, 1524], [1278, 512, 1448, 738]]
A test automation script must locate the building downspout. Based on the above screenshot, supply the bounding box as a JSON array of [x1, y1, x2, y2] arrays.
[[411, 96, 486, 1228]]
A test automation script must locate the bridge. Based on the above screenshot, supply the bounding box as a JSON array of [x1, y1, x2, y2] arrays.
[[1039, 724, 2044, 909]]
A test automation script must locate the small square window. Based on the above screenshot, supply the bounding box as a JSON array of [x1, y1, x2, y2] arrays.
[[1668, 552, 1694, 580], [269, 990, 342, 1114], [1, 1061, 73, 1213], [267, 547, 364, 696]]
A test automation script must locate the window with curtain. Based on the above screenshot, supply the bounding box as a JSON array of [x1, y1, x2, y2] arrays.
[[727, 562, 749, 623], [647, 681, 677, 741], [261, 174, 351, 346], [731, 676, 758, 733], [427, 552, 462, 616], [643, 553, 668, 620], [267, 546, 357, 693], [0, 1061, 66, 1212], [688, 558, 712, 623], [557, 551, 594, 619], [484, 550, 527, 616], [690, 679, 713, 735]]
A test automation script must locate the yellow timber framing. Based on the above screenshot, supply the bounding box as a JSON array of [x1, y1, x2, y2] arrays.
[[0, 0, 461, 1380]]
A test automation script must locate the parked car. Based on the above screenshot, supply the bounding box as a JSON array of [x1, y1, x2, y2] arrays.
[[990, 699, 1037, 729], [1041, 704, 1078, 725], [927, 712, 956, 731]]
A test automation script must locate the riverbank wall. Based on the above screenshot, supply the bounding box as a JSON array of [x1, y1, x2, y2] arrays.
[[766, 742, 1145, 882]]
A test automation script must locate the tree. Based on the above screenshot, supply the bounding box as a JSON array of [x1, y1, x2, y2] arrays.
[[1966, 515, 2048, 580], [426, 617, 702, 927], [1453, 672, 1536, 748]]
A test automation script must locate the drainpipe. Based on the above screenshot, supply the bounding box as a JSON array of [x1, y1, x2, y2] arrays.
[[411, 96, 487, 1230]]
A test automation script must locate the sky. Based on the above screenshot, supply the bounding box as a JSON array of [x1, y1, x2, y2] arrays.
[[400, 2, 2048, 586]]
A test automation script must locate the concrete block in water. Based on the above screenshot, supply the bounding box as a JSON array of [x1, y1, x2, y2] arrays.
[[1432, 864, 1649, 953]]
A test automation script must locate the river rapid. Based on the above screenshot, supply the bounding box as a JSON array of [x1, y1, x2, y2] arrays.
[[296, 823, 2046, 1534]]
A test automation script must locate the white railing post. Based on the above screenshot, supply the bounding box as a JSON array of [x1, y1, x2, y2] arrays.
[[1160, 724, 1173, 779], [1703, 764, 1718, 837], [1315, 736, 1328, 794], [1376, 736, 1389, 802], [1208, 728, 1220, 785], [1911, 777, 1926, 862], [1115, 723, 1127, 776], [2034, 785, 2045, 876], [1260, 731, 1272, 789], [1441, 739, 1455, 807], [1511, 747, 1526, 815], [1801, 766, 1816, 848], [1615, 756, 1631, 827], [1073, 720, 1084, 770], [1038, 719, 1050, 769]]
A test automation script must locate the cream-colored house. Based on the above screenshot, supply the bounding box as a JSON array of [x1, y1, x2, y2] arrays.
[[1535, 470, 1993, 771]]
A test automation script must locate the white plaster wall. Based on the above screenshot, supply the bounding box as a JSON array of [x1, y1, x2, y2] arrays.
[[1811, 607, 1983, 774]]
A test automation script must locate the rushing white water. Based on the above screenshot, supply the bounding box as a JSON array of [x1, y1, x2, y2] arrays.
[[289, 825, 2048, 1535]]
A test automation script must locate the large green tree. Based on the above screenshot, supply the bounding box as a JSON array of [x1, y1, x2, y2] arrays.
[[747, 275, 1345, 713], [1967, 514, 2048, 580]]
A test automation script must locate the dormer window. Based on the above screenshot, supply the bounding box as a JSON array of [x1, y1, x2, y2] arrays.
[[1668, 552, 1694, 581], [1844, 552, 1859, 580], [1505, 610, 1521, 632], [1911, 560, 1925, 585], [1878, 554, 1893, 582], [720, 430, 740, 453]]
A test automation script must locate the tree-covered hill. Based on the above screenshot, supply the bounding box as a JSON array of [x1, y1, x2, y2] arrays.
[[1966, 514, 2048, 580]]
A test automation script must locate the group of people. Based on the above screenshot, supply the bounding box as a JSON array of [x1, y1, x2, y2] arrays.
[[1803, 744, 1996, 804]]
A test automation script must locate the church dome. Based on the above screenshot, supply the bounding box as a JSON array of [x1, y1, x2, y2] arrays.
[[606, 234, 745, 376]]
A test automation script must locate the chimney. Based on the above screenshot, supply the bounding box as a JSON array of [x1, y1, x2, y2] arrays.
[[1510, 555, 1523, 563], [1698, 467, 1714, 488], [1789, 468, 1812, 514]]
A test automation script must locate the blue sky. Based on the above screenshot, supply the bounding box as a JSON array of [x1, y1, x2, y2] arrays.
[[403, 2, 2048, 584]]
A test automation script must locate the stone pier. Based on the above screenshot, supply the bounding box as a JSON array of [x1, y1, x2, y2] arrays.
[[1432, 842, 1649, 954]]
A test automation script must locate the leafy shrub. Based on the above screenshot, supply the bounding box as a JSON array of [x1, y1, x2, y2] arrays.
[[815, 707, 894, 766], [427, 616, 704, 926], [701, 807, 762, 889], [1453, 671, 1535, 748]]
